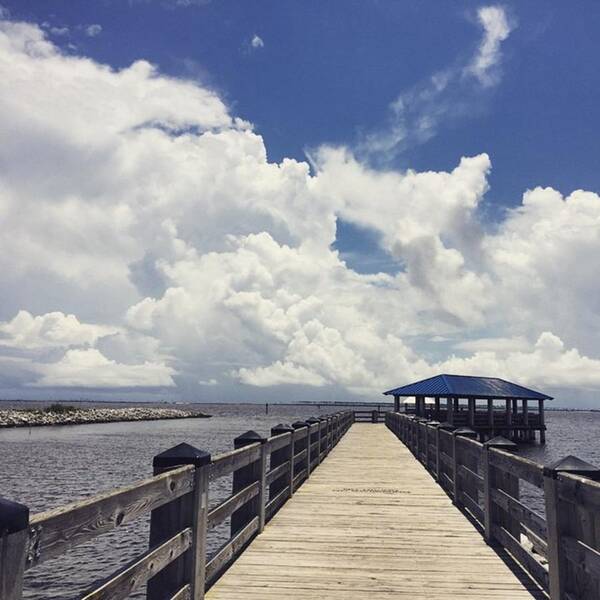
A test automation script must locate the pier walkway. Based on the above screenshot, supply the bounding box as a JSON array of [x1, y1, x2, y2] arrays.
[[206, 423, 542, 599]]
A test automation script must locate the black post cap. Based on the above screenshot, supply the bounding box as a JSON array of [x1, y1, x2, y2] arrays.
[[0, 497, 29, 534], [271, 423, 294, 435], [437, 422, 455, 430], [453, 427, 478, 438], [153, 442, 211, 469], [291, 421, 308, 429], [484, 436, 518, 450], [428, 420, 441, 427], [543, 455, 600, 480], [306, 417, 320, 424], [234, 430, 267, 448]]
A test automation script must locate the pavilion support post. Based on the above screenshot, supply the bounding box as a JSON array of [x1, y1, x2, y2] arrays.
[[522, 399, 529, 441], [394, 394, 400, 412], [539, 399, 546, 443], [505, 399, 512, 439], [468, 398, 475, 428], [487, 399, 494, 439], [512, 398, 519, 441], [434, 396, 440, 420], [447, 397, 454, 425]]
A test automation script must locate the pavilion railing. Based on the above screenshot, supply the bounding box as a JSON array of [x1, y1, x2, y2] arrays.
[[386, 411, 600, 600], [0, 411, 353, 600]]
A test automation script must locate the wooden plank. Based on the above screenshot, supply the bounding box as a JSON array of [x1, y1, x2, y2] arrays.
[[266, 461, 290, 487], [81, 528, 192, 600], [208, 482, 260, 530], [293, 428, 308, 441], [27, 465, 194, 568], [562, 535, 600, 580], [268, 433, 292, 453], [265, 487, 289, 520], [489, 449, 544, 489], [491, 487, 547, 541], [206, 517, 259, 585], [210, 445, 261, 481], [492, 524, 549, 591], [458, 464, 484, 491], [169, 584, 191, 600], [293, 449, 307, 465], [292, 469, 307, 491], [460, 490, 484, 523], [207, 424, 543, 600], [558, 472, 600, 511]]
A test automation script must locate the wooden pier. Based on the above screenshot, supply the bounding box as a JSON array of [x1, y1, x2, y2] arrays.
[[207, 423, 543, 599], [2, 409, 600, 600]]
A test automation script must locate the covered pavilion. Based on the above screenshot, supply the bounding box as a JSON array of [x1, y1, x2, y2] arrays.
[[383, 374, 552, 442]]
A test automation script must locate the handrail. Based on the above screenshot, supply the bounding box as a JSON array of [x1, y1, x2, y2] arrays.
[[0, 410, 354, 600], [385, 411, 600, 600]]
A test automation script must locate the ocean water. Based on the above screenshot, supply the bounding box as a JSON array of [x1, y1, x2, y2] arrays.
[[0, 404, 598, 599]]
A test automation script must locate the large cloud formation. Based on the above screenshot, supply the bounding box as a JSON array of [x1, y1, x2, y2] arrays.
[[1, 13, 600, 403]]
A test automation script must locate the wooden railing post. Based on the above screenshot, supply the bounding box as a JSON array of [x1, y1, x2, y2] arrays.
[[270, 424, 294, 502], [544, 456, 600, 600], [292, 421, 309, 484], [318, 417, 327, 459], [231, 431, 267, 537], [306, 417, 321, 473], [452, 427, 477, 506], [0, 498, 29, 600], [427, 421, 440, 476], [482, 436, 517, 543], [147, 442, 211, 600]]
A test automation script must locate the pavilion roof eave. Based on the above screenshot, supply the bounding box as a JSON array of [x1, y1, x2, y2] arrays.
[[382, 392, 553, 401]]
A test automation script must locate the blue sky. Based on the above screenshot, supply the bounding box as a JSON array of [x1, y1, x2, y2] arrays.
[[1, 2, 600, 404], [7, 1, 600, 271]]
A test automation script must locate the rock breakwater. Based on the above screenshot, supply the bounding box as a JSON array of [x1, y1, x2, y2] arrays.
[[0, 406, 211, 428]]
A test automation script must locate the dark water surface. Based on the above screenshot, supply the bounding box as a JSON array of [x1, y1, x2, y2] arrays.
[[1, 405, 599, 599]]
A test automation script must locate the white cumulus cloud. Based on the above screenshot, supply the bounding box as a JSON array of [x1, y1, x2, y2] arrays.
[[251, 34, 264, 49], [0, 14, 600, 403], [85, 24, 102, 37]]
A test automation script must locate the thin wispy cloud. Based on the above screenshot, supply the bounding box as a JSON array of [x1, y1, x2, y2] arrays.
[[359, 5, 515, 161], [465, 6, 513, 86]]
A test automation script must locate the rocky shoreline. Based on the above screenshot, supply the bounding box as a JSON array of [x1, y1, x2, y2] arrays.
[[0, 406, 211, 428]]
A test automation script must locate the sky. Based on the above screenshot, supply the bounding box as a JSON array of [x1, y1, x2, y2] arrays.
[[1, 1, 600, 405]]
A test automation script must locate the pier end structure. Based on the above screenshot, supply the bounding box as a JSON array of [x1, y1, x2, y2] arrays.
[[384, 373, 552, 443]]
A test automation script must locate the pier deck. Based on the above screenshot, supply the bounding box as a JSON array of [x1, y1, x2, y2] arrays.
[[206, 423, 542, 599]]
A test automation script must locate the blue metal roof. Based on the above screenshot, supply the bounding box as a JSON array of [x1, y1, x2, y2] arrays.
[[383, 374, 552, 400]]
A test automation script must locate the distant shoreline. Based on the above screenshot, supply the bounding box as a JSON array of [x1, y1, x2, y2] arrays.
[[0, 406, 211, 428]]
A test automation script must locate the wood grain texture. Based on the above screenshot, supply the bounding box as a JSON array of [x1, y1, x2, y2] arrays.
[[27, 465, 194, 569], [206, 424, 544, 599], [81, 528, 192, 600]]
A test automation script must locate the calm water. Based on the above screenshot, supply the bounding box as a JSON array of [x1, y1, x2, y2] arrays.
[[1, 405, 599, 599]]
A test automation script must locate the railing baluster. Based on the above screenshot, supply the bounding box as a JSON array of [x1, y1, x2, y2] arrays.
[[544, 456, 600, 600], [147, 443, 211, 600], [231, 432, 266, 538], [483, 437, 517, 544]]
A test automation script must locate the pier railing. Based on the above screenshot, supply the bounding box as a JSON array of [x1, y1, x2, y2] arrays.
[[0, 411, 353, 600], [386, 411, 600, 600]]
